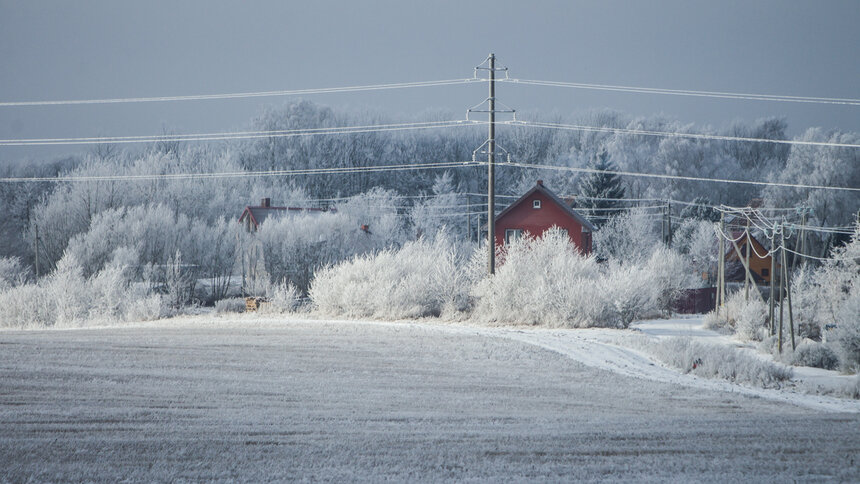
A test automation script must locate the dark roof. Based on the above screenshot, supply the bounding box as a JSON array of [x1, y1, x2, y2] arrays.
[[495, 181, 596, 232], [239, 205, 331, 229]]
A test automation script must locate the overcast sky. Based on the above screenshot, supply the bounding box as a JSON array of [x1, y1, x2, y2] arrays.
[[1, 0, 858, 161]]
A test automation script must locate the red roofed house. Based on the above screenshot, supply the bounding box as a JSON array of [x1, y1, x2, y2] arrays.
[[494, 180, 596, 254], [238, 198, 331, 232]]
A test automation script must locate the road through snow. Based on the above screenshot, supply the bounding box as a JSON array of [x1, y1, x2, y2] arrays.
[[1, 317, 858, 482]]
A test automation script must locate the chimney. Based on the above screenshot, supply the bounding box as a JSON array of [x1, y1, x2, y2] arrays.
[[536, 179, 543, 186], [261, 197, 271, 208], [360, 224, 370, 232]]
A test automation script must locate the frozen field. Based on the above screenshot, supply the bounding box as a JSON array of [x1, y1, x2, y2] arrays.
[[1, 318, 859, 482]]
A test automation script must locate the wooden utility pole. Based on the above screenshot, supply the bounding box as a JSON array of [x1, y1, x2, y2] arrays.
[[744, 215, 751, 301], [778, 225, 785, 353], [466, 195, 472, 242], [33, 222, 40, 279], [782, 227, 796, 351], [792, 209, 807, 273], [487, 53, 496, 275], [716, 213, 725, 313], [768, 227, 776, 335], [666, 201, 673, 248]]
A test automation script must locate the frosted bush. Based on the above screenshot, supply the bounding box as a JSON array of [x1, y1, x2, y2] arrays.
[[709, 291, 768, 342], [600, 262, 653, 328], [215, 297, 246, 314], [310, 233, 470, 319], [789, 339, 839, 370], [831, 289, 860, 372], [0, 257, 29, 291], [473, 229, 612, 327], [646, 337, 792, 388], [0, 251, 165, 328], [264, 279, 301, 313], [472, 229, 693, 328]]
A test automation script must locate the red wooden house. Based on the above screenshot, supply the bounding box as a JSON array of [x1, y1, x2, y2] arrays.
[[238, 198, 331, 232], [494, 180, 596, 254]]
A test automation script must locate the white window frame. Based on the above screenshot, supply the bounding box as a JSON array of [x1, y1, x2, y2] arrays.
[[505, 229, 524, 244], [533, 200, 541, 209]]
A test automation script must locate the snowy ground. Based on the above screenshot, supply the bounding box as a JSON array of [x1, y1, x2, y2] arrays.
[[1, 317, 858, 482]]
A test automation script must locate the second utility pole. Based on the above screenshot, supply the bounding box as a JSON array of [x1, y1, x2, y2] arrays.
[[487, 53, 496, 275]]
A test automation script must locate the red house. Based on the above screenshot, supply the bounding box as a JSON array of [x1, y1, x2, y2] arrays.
[[238, 198, 332, 232], [494, 180, 595, 254]]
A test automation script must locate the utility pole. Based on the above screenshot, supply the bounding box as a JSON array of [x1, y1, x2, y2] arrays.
[[744, 215, 751, 301], [716, 213, 725, 314], [488, 53, 496, 274], [33, 222, 40, 279], [792, 208, 807, 273], [782, 226, 796, 351], [778, 224, 785, 353], [667, 201, 673, 248], [470, 53, 513, 275], [768, 225, 776, 335]]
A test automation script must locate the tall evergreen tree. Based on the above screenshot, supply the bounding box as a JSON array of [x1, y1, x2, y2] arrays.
[[577, 149, 626, 225]]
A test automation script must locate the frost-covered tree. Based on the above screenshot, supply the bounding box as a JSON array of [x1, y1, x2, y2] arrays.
[[593, 209, 661, 264], [576, 149, 625, 225]]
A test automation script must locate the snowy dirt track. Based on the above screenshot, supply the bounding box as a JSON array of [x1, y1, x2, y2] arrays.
[[1, 318, 859, 482]]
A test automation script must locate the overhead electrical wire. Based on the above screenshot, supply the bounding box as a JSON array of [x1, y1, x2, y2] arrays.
[[503, 160, 860, 193], [0, 120, 480, 147], [0, 79, 482, 107], [0, 161, 481, 183], [503, 78, 860, 106], [504, 120, 860, 149]]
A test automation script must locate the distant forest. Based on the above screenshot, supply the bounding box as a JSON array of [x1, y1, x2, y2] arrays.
[[1, 100, 858, 279]]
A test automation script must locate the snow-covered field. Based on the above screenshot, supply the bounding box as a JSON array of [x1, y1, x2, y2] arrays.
[[1, 317, 858, 482]]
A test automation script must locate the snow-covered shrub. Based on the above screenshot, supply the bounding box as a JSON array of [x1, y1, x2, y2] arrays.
[[593, 209, 661, 264], [0, 257, 29, 291], [215, 297, 246, 314], [310, 233, 470, 319], [708, 291, 769, 341], [845, 376, 860, 400], [87, 247, 138, 321], [0, 250, 164, 328], [48, 253, 89, 325], [832, 289, 860, 372], [789, 339, 839, 370], [647, 337, 792, 388], [600, 262, 653, 327], [672, 219, 717, 286], [472, 229, 694, 328], [264, 279, 301, 313], [473, 229, 612, 327], [643, 247, 696, 313], [259, 189, 406, 293], [788, 267, 823, 340], [817, 225, 860, 372]]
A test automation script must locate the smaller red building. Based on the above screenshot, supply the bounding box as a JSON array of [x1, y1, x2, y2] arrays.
[[494, 180, 595, 254]]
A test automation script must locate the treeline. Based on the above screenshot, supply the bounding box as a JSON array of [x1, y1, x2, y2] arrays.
[[0, 100, 857, 305]]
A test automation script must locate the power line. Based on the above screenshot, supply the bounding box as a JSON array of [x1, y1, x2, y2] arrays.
[[506, 120, 860, 149], [0, 79, 482, 107], [504, 78, 860, 106], [0, 120, 479, 147], [0, 161, 482, 183], [504, 160, 860, 193]]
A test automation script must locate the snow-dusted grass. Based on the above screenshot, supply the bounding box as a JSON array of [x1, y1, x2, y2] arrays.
[[0, 319, 857, 482], [640, 337, 793, 389]]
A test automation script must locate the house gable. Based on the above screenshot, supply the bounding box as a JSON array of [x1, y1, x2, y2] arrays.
[[494, 181, 595, 254]]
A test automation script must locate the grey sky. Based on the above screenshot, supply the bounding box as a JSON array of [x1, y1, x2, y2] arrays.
[[1, 0, 858, 161]]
